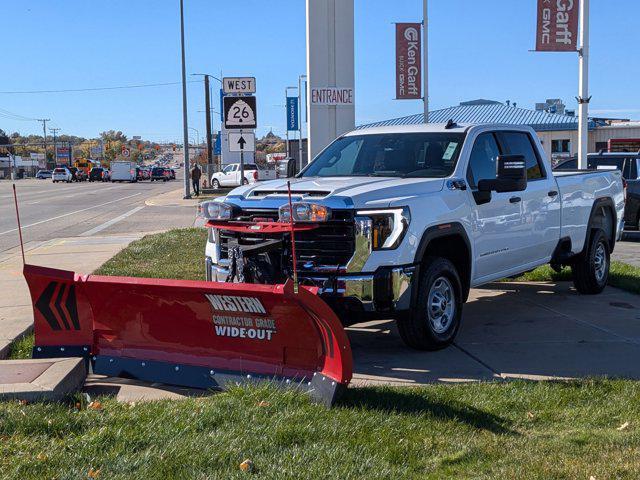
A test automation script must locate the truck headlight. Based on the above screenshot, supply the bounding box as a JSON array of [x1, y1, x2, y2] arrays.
[[279, 202, 331, 222], [356, 207, 410, 250], [200, 201, 234, 220]]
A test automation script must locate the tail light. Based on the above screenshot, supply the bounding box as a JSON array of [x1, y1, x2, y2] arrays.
[[253, 171, 258, 181]]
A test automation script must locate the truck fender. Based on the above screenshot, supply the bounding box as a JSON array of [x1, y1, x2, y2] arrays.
[[583, 197, 616, 254], [412, 222, 472, 303]]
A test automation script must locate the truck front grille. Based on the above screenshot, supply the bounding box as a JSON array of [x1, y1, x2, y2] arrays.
[[218, 209, 355, 268]]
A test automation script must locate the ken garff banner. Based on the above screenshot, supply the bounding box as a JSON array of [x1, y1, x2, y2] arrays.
[[395, 23, 422, 100], [535, 0, 579, 52]]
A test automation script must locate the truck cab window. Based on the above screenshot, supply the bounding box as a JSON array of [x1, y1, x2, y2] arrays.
[[497, 131, 545, 180], [467, 133, 500, 189]]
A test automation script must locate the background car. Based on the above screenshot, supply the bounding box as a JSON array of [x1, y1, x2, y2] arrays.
[[52, 167, 72, 183], [169, 168, 176, 180], [210, 163, 258, 189], [150, 166, 167, 181], [36, 170, 52, 179], [89, 167, 107, 182], [75, 170, 87, 181]]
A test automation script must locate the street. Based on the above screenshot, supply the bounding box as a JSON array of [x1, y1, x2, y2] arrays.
[[0, 175, 195, 254]]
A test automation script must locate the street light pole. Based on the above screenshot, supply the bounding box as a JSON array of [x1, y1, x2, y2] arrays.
[[422, 0, 428, 123], [192, 73, 223, 174], [577, 0, 590, 169], [50, 128, 60, 167], [38, 119, 50, 166], [179, 0, 191, 199], [298, 74, 306, 172]]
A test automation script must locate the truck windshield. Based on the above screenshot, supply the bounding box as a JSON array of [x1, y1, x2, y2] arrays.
[[300, 132, 466, 178]]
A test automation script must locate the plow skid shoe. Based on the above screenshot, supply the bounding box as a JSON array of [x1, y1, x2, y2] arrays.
[[24, 264, 353, 406]]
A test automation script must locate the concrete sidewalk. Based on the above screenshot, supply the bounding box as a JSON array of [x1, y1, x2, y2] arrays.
[[0, 234, 142, 358], [144, 187, 223, 208]]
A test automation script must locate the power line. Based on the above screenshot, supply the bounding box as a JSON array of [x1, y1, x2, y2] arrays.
[[0, 80, 200, 95], [0, 107, 38, 121]]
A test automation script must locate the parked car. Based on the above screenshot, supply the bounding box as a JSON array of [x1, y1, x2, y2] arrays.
[[204, 123, 625, 350], [210, 163, 258, 189], [150, 166, 168, 181], [52, 167, 73, 183], [35, 170, 52, 179], [588, 152, 640, 229], [136, 167, 150, 181], [553, 157, 577, 170], [110, 161, 137, 182]]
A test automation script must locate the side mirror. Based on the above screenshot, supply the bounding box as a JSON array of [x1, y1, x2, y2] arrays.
[[477, 155, 527, 193]]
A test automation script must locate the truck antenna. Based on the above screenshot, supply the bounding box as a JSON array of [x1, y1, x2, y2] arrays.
[[12, 184, 26, 265], [286, 181, 299, 294]]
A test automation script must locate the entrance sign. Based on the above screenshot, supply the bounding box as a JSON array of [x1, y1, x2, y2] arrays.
[[395, 23, 422, 99], [286, 96, 299, 131], [223, 96, 257, 129], [535, 0, 579, 52], [229, 132, 255, 152], [223, 77, 256, 94], [306, 0, 355, 161], [310, 88, 353, 105]]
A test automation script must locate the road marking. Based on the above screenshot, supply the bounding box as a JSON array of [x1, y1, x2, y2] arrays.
[[80, 206, 145, 237], [0, 192, 142, 236]]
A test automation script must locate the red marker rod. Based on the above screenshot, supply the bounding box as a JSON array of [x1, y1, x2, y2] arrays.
[[12, 184, 25, 265], [286, 181, 299, 294]]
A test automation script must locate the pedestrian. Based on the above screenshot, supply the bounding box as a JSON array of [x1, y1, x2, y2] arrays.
[[191, 164, 202, 196]]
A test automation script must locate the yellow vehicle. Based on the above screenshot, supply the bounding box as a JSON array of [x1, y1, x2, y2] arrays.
[[74, 159, 94, 174]]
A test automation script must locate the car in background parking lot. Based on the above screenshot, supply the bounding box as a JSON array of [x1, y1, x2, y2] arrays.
[[36, 170, 52, 179], [52, 167, 72, 183], [150, 166, 168, 181]]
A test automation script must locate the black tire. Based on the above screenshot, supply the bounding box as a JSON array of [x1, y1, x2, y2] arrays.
[[572, 229, 609, 294], [212, 179, 220, 189], [242, 178, 249, 185], [397, 256, 463, 350]]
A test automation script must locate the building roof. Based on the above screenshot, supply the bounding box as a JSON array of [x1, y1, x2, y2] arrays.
[[358, 100, 595, 132]]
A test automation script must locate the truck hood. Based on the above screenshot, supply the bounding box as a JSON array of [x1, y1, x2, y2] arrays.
[[224, 176, 445, 210]]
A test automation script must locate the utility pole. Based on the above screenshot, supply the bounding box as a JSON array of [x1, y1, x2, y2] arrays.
[[298, 74, 306, 172], [38, 119, 50, 166], [179, 0, 191, 199], [204, 75, 212, 168], [422, 0, 429, 123], [50, 128, 60, 167], [577, 0, 590, 169]]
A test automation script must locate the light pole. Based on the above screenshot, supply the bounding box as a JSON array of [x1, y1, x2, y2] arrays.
[[577, 0, 590, 169], [285, 86, 297, 158], [188, 127, 200, 145], [422, 0, 428, 123], [192, 73, 222, 171], [50, 128, 60, 167], [179, 0, 191, 199], [38, 119, 50, 166], [297, 74, 307, 172]]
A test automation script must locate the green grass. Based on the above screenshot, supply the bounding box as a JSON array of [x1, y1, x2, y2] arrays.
[[4, 228, 640, 478], [515, 261, 640, 295], [1, 381, 639, 479], [6, 333, 34, 360], [94, 228, 207, 281]]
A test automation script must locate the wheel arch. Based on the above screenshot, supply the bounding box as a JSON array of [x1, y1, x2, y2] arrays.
[[413, 223, 472, 302], [584, 197, 616, 254]]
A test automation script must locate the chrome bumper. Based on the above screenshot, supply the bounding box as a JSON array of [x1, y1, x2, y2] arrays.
[[205, 256, 416, 312]]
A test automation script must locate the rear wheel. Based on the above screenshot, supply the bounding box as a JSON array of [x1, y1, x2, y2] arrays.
[[572, 229, 609, 294], [242, 178, 249, 185], [397, 257, 463, 350]]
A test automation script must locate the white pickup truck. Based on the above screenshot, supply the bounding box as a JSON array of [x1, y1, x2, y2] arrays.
[[202, 123, 625, 350]]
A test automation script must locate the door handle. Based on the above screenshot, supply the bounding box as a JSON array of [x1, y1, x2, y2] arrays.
[[509, 196, 521, 204], [548, 190, 558, 197]]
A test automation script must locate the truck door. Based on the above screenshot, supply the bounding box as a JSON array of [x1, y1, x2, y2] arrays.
[[466, 132, 528, 280], [220, 164, 236, 186], [496, 131, 561, 264]]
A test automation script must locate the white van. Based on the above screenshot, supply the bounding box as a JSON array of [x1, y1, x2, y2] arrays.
[[110, 161, 137, 182]]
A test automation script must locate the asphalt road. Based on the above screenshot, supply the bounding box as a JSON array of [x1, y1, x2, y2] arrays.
[[0, 173, 195, 254]]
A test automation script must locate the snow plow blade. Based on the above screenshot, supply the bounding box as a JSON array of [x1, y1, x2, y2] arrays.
[[24, 264, 352, 406]]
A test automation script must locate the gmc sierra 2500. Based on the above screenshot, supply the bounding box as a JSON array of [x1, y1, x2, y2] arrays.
[[202, 123, 625, 350]]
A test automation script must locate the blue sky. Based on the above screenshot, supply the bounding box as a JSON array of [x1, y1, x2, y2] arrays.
[[2, 0, 638, 142]]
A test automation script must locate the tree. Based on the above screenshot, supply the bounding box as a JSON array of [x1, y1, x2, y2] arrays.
[[0, 129, 10, 146]]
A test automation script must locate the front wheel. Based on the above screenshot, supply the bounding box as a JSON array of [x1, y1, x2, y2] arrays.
[[397, 257, 463, 350], [212, 179, 220, 189], [242, 178, 249, 185], [572, 229, 609, 294]]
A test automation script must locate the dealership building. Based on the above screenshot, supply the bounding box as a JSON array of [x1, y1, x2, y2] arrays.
[[360, 99, 640, 164]]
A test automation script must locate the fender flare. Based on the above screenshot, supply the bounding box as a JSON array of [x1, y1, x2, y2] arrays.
[[413, 222, 473, 303], [583, 197, 617, 254]]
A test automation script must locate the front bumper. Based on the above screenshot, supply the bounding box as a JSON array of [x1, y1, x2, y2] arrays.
[[205, 256, 415, 313]]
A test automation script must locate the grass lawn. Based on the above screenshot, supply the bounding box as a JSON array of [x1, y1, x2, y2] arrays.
[[3, 228, 640, 478]]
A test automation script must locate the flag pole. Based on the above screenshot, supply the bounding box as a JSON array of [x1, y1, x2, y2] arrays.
[[577, 0, 590, 169], [422, 0, 428, 123]]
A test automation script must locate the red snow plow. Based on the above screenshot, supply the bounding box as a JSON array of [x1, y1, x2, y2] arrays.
[[24, 263, 353, 405]]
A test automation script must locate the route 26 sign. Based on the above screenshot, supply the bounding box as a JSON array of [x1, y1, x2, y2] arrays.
[[223, 96, 257, 130]]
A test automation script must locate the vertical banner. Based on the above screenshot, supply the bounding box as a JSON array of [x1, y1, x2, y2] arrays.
[[395, 23, 422, 99], [56, 146, 70, 165], [535, 0, 579, 51], [286, 96, 299, 131]]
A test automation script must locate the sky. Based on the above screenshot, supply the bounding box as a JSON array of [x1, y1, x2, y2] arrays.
[[2, 0, 639, 143]]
